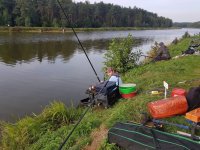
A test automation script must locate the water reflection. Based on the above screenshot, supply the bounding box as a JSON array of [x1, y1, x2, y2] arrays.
[[0, 39, 111, 66]]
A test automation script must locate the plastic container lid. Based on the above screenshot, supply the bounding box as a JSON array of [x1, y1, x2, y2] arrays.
[[119, 83, 136, 88], [119, 84, 136, 94]]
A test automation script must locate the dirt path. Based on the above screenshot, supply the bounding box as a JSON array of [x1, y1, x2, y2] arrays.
[[84, 125, 108, 150]]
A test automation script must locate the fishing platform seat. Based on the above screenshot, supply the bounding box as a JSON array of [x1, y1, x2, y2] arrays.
[[80, 81, 120, 108], [108, 122, 200, 150], [95, 81, 120, 108], [95, 81, 117, 95]]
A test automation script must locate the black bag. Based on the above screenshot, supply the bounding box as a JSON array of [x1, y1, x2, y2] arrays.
[[95, 81, 117, 95], [186, 86, 200, 111], [95, 81, 120, 108], [108, 122, 200, 150], [80, 81, 120, 108], [183, 48, 195, 54]]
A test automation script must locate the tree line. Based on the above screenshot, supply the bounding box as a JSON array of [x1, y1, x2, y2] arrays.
[[173, 22, 200, 28], [0, 0, 173, 28]]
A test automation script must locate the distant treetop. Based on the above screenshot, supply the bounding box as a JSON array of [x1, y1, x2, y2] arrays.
[[0, 0, 172, 28]]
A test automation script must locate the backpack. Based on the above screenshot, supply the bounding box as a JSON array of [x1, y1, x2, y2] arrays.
[[95, 81, 120, 108], [183, 47, 195, 54], [186, 86, 200, 111]]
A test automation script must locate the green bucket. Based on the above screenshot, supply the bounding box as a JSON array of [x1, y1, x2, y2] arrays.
[[119, 84, 136, 94]]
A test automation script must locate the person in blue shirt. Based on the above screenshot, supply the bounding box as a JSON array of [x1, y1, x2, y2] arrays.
[[88, 67, 122, 92], [106, 67, 122, 86]]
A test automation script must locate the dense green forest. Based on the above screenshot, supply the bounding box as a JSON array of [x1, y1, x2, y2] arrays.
[[173, 21, 200, 28], [0, 0, 173, 28]]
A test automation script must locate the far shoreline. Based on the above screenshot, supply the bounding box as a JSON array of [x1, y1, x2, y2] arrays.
[[0, 26, 180, 33]]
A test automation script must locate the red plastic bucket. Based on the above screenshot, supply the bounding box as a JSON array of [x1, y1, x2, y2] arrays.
[[171, 88, 187, 97], [121, 91, 137, 99]]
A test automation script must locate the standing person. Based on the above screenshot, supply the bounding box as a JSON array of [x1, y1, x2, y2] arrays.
[[154, 42, 171, 61], [106, 67, 123, 86]]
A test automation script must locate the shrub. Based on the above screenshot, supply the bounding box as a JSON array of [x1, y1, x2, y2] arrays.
[[172, 37, 179, 45], [182, 31, 190, 39], [0, 101, 83, 150], [0, 116, 42, 149], [30, 113, 101, 150], [104, 34, 141, 73], [142, 41, 159, 63], [41, 101, 82, 127]]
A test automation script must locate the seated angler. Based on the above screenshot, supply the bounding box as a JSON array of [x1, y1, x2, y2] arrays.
[[84, 67, 122, 108], [106, 67, 123, 86], [89, 67, 122, 91]]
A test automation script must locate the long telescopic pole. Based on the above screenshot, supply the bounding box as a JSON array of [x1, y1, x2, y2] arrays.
[[57, 0, 100, 82], [58, 80, 110, 150]]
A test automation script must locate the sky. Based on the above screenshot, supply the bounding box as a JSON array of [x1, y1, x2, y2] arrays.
[[74, 0, 200, 22]]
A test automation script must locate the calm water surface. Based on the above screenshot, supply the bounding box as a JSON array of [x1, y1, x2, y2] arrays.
[[0, 28, 200, 121]]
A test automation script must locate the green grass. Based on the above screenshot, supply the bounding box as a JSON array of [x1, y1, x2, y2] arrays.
[[0, 101, 84, 149], [0, 35, 200, 150], [99, 139, 120, 150]]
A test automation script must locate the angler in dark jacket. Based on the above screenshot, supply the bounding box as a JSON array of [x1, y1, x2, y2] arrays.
[[154, 42, 171, 61]]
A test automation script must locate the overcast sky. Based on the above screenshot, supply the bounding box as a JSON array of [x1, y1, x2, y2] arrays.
[[74, 0, 200, 22]]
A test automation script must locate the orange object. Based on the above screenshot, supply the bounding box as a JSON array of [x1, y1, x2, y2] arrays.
[[185, 108, 200, 123], [171, 88, 187, 97], [148, 96, 188, 119], [121, 92, 137, 99]]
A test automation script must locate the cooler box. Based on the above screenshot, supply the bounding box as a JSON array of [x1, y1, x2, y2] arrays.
[[148, 96, 188, 119], [171, 88, 187, 97]]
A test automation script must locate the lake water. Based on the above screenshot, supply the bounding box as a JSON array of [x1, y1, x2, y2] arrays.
[[0, 28, 200, 121]]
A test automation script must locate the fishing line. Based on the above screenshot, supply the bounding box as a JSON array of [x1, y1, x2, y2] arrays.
[[56, 0, 110, 149], [57, 0, 101, 82], [58, 106, 91, 150], [58, 80, 110, 150]]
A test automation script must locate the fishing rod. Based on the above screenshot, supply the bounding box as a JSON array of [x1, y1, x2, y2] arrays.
[[56, 0, 100, 82], [58, 80, 110, 150], [56, 0, 108, 149], [58, 106, 91, 150]]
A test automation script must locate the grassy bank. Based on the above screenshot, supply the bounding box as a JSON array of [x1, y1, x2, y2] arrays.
[[0, 35, 200, 150], [0, 26, 175, 33]]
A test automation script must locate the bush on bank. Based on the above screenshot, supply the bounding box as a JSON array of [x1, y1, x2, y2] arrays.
[[0, 101, 83, 149], [104, 34, 142, 73]]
